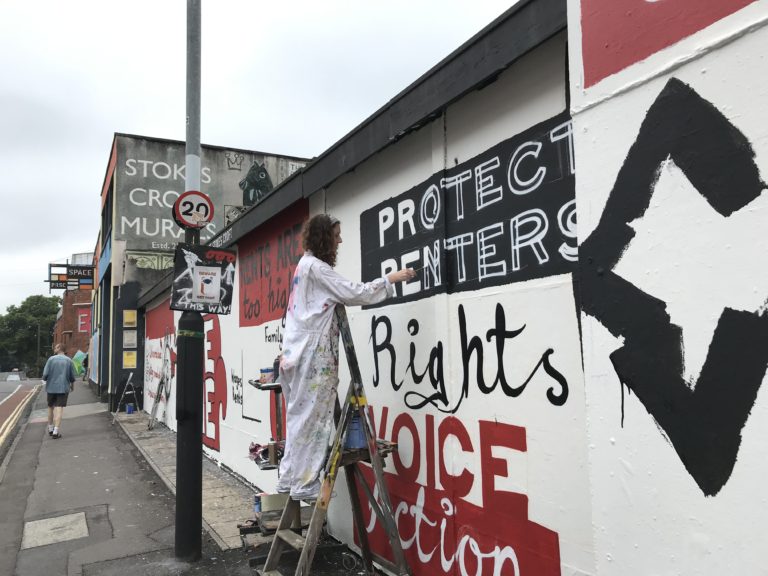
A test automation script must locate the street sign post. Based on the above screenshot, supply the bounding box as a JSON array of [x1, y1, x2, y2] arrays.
[[175, 1, 204, 562]]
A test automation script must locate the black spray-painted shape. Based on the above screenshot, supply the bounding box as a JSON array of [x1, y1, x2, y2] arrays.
[[580, 78, 768, 496]]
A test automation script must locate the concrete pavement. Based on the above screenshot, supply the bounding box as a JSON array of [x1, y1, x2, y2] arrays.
[[0, 379, 372, 576]]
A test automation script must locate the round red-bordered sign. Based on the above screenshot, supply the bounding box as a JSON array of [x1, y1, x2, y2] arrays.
[[173, 191, 214, 229]]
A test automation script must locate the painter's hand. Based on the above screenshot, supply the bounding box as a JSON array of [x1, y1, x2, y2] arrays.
[[386, 268, 417, 284]]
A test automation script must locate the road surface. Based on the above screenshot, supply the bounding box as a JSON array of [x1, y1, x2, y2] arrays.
[[0, 380, 40, 456]]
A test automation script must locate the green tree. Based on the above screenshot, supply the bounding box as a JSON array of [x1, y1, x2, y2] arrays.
[[0, 295, 61, 377]]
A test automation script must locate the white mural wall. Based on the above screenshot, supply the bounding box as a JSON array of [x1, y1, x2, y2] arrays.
[[143, 3, 768, 572], [570, 1, 768, 574], [321, 33, 593, 575], [143, 31, 600, 574]]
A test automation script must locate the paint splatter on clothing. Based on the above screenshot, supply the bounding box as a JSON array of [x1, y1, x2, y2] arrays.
[[276, 252, 393, 499]]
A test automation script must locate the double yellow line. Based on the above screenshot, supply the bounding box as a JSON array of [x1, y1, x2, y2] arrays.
[[0, 385, 41, 448]]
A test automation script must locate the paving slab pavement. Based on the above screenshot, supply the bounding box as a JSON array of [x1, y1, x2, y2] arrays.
[[0, 380, 374, 576]]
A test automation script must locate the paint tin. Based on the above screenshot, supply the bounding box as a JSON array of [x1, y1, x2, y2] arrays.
[[253, 493, 262, 513], [345, 414, 367, 449], [260, 367, 274, 384], [268, 441, 278, 465], [126, 403, 135, 414]]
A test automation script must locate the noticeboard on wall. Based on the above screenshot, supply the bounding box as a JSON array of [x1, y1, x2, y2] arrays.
[[123, 330, 137, 349], [123, 310, 137, 328]]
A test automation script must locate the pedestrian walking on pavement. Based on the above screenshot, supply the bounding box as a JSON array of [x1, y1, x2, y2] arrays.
[[42, 343, 76, 439]]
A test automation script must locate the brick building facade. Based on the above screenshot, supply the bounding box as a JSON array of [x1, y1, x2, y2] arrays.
[[53, 289, 92, 357]]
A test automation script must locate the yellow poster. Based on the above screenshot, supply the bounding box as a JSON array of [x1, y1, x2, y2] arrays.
[[123, 309, 137, 328], [123, 351, 137, 369]]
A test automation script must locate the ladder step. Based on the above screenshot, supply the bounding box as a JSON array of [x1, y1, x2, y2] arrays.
[[276, 528, 305, 551]]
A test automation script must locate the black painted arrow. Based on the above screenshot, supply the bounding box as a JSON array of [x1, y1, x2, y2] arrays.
[[580, 78, 768, 496]]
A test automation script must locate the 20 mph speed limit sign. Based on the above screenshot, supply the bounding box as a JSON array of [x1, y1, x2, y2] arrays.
[[173, 191, 214, 229]]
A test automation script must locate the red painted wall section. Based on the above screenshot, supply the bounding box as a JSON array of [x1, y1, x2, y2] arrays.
[[357, 407, 561, 575], [145, 298, 174, 340], [238, 200, 308, 327], [581, 0, 757, 87]]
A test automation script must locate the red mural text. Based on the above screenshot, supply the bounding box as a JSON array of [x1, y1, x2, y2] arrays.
[[239, 201, 308, 327], [358, 407, 560, 575]]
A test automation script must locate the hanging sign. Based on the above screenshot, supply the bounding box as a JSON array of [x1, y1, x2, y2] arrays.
[[172, 191, 214, 229], [171, 244, 236, 315]]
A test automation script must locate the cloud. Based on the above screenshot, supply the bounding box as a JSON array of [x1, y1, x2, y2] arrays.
[[0, 0, 513, 313]]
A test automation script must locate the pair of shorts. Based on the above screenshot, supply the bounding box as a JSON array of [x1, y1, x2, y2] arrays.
[[47, 393, 69, 408]]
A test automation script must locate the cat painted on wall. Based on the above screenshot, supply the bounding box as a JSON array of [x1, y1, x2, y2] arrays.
[[239, 161, 274, 206]]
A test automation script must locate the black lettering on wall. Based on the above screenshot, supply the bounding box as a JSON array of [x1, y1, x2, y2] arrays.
[[580, 78, 768, 496], [370, 303, 569, 414]]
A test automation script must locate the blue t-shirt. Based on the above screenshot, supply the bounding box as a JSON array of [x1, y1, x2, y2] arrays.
[[43, 354, 76, 394]]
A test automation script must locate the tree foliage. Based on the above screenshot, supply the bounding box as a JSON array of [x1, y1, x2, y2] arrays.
[[0, 295, 61, 376]]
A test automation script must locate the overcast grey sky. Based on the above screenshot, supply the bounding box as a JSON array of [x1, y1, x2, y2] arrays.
[[0, 0, 513, 314]]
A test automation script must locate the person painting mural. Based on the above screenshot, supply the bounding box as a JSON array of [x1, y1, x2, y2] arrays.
[[276, 213, 416, 500]]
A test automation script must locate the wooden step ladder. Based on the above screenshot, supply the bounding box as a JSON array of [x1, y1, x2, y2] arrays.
[[256, 305, 411, 576]]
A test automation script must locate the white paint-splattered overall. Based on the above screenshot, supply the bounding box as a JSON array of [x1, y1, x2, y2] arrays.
[[276, 252, 393, 499]]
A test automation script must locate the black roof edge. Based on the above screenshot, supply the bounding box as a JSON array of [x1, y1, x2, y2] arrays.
[[137, 0, 566, 309]]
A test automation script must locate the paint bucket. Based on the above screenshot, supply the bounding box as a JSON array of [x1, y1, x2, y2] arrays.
[[126, 403, 135, 415], [260, 367, 274, 384], [261, 493, 289, 512], [253, 493, 262, 513], [345, 414, 367, 449]]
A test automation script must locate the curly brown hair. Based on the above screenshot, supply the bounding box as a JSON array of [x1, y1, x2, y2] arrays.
[[302, 214, 339, 267]]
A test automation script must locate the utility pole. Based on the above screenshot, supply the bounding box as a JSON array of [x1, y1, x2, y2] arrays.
[[175, 0, 204, 562]]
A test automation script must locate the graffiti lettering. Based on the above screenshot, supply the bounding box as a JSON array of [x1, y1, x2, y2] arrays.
[[393, 487, 520, 574], [240, 243, 272, 283], [239, 202, 307, 327], [361, 113, 576, 306], [232, 370, 243, 405], [264, 324, 283, 344], [358, 410, 560, 575], [204, 249, 236, 263], [371, 303, 568, 413]]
